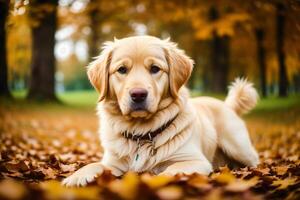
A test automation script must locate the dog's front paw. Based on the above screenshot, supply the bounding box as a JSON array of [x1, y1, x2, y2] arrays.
[[62, 162, 104, 187]]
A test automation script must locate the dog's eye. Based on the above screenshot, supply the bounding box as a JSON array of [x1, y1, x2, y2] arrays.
[[150, 65, 160, 74], [117, 66, 127, 74]]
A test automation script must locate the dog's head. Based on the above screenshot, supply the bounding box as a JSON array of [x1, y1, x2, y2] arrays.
[[87, 36, 193, 118]]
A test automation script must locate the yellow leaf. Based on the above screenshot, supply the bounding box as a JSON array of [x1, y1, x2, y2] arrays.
[[108, 172, 139, 199], [272, 178, 298, 190], [225, 177, 259, 192], [187, 174, 211, 190], [41, 180, 99, 200], [141, 174, 174, 189], [203, 188, 222, 200], [156, 185, 183, 200], [211, 171, 236, 184], [273, 166, 289, 176], [0, 179, 27, 200]]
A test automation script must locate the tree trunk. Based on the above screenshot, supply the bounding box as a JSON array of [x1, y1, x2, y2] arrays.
[[210, 34, 230, 93], [88, 0, 104, 60], [208, 7, 230, 93], [28, 0, 58, 100], [255, 29, 267, 97], [89, 9, 100, 59], [276, 3, 288, 97], [293, 73, 300, 93], [0, 0, 10, 96]]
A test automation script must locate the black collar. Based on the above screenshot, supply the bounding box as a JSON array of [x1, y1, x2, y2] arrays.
[[121, 116, 177, 142]]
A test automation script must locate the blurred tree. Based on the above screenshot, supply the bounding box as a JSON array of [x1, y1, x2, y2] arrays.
[[293, 74, 300, 93], [240, 0, 272, 97], [255, 29, 267, 97], [58, 0, 133, 59], [208, 7, 230, 93], [87, 0, 132, 58], [88, 0, 101, 59], [191, 0, 251, 93], [6, 6, 31, 92], [27, 0, 58, 100], [275, 2, 288, 97], [0, 0, 10, 96], [58, 53, 91, 90], [89, 21, 99, 58], [4, 0, 300, 97]]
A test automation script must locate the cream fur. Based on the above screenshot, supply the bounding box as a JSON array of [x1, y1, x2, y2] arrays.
[[62, 36, 259, 187]]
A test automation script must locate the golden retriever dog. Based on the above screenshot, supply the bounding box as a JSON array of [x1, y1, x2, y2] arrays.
[[63, 36, 259, 187]]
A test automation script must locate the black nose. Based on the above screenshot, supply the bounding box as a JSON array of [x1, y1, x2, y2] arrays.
[[130, 88, 148, 103]]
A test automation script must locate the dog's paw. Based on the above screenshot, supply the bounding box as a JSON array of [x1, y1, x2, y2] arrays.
[[249, 152, 260, 167], [62, 162, 104, 187]]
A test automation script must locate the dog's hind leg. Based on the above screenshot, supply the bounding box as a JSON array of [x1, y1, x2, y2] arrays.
[[217, 114, 259, 168], [212, 147, 245, 170]]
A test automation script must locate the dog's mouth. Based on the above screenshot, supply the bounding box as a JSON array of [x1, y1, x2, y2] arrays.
[[122, 100, 156, 119], [130, 102, 147, 111], [129, 102, 153, 118], [130, 110, 149, 118]]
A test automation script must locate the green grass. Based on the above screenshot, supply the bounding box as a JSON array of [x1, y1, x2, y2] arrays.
[[57, 91, 300, 113], [58, 90, 98, 107], [255, 95, 300, 111], [190, 90, 225, 99], [191, 91, 300, 112], [11, 90, 27, 99], [9, 89, 300, 112], [11, 90, 98, 107]]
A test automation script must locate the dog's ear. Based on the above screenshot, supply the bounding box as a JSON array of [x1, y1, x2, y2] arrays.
[[87, 42, 114, 101], [163, 40, 194, 98]]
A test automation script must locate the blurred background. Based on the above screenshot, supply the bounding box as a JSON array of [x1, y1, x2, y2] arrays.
[[0, 1, 300, 198], [1, 0, 300, 102]]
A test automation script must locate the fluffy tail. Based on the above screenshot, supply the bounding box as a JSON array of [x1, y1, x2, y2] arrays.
[[225, 78, 259, 115]]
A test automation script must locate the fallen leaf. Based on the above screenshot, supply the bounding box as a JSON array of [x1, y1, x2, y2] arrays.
[[59, 163, 77, 173], [187, 174, 211, 190], [156, 185, 183, 200], [108, 172, 139, 199], [225, 177, 259, 192], [273, 166, 288, 176], [141, 173, 174, 189], [211, 171, 236, 184], [4, 160, 29, 172], [272, 177, 298, 190], [41, 180, 99, 200], [0, 179, 27, 199]]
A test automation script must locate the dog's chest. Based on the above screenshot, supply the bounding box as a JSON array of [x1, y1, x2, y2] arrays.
[[128, 141, 157, 172]]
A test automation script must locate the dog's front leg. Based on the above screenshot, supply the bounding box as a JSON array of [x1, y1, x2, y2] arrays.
[[160, 159, 213, 176], [62, 162, 104, 187], [62, 161, 123, 187]]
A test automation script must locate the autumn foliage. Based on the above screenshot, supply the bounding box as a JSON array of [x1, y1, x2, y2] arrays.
[[0, 101, 299, 200], [1, 0, 300, 199], [4, 0, 300, 98]]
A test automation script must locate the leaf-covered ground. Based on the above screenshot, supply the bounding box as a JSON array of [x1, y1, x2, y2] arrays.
[[0, 98, 300, 200]]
